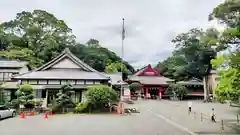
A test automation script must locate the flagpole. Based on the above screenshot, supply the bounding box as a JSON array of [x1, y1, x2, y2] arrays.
[[120, 18, 125, 101]]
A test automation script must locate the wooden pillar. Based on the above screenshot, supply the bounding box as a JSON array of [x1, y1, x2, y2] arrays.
[[145, 88, 149, 98], [158, 88, 162, 99]]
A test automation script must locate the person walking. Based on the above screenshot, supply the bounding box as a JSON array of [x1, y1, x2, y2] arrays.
[[211, 108, 216, 123], [188, 101, 192, 115]]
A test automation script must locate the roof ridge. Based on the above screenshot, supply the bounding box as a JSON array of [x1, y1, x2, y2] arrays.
[[33, 48, 109, 79]]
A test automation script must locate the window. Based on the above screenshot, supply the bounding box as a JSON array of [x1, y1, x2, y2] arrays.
[[0, 106, 8, 110], [21, 80, 28, 84], [76, 80, 84, 85], [86, 80, 93, 84], [39, 80, 47, 84], [48, 80, 60, 84], [94, 81, 101, 84], [28, 80, 38, 84], [0, 72, 3, 80]]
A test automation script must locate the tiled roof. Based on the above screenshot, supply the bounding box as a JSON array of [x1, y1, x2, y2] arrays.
[[13, 48, 109, 80], [0, 60, 28, 68], [128, 75, 173, 85], [13, 68, 108, 80], [177, 78, 203, 85]]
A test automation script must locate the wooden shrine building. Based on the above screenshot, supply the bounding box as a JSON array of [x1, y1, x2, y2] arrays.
[[127, 64, 173, 99]]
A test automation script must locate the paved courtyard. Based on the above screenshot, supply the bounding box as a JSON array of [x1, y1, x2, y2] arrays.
[[0, 100, 239, 135]]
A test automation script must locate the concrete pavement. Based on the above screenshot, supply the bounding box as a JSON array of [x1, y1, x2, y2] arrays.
[[1, 100, 239, 135]]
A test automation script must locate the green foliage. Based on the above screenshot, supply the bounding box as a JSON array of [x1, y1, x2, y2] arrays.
[[105, 62, 130, 73], [69, 41, 135, 73], [167, 83, 188, 100], [129, 83, 143, 92], [86, 85, 119, 110], [158, 28, 220, 81], [0, 10, 135, 72], [0, 45, 44, 67], [74, 102, 89, 113], [214, 68, 240, 102], [55, 84, 75, 109], [209, 0, 240, 103], [15, 84, 35, 108], [209, 0, 240, 28]]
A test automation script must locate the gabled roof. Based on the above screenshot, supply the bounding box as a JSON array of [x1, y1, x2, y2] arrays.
[[134, 65, 148, 76], [37, 48, 97, 72], [13, 48, 109, 80], [134, 64, 160, 76]]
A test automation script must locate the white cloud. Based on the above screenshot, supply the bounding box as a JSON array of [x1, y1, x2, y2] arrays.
[[0, 0, 223, 69]]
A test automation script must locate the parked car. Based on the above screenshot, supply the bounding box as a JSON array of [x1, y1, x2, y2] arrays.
[[0, 105, 16, 119]]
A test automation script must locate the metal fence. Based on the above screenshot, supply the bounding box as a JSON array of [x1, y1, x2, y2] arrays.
[[189, 110, 240, 131]]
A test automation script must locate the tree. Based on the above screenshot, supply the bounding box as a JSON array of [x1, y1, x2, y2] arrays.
[[15, 84, 35, 108], [1, 10, 76, 62], [0, 45, 43, 67], [105, 62, 130, 73], [159, 28, 219, 82], [166, 83, 188, 100], [86, 85, 119, 111], [209, 0, 240, 102], [55, 84, 75, 113], [69, 39, 135, 73], [0, 10, 135, 73]]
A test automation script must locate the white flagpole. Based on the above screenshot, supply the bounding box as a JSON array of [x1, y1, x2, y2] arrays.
[[120, 18, 125, 101]]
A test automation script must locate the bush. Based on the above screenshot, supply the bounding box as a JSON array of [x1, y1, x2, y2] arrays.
[[15, 84, 35, 108], [86, 85, 119, 111], [74, 102, 88, 113], [167, 83, 188, 100]]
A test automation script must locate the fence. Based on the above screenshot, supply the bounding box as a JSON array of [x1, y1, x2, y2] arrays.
[[188, 110, 240, 130]]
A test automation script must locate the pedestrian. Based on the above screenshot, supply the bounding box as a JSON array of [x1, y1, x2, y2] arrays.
[[188, 101, 192, 114], [211, 108, 216, 123]]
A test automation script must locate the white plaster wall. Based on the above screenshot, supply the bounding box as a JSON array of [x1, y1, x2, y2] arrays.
[[52, 58, 80, 69]]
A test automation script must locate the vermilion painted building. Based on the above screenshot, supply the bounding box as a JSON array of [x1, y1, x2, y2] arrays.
[[127, 64, 173, 98]]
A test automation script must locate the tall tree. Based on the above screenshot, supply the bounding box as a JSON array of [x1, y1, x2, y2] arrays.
[[160, 28, 219, 80], [1, 10, 76, 63], [209, 0, 240, 102]]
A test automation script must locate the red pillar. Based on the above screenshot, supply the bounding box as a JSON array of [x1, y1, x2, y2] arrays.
[[145, 88, 149, 98]]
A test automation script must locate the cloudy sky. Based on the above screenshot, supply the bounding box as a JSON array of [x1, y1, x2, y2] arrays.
[[0, 0, 223, 69]]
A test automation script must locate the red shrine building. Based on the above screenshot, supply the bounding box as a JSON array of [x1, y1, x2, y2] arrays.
[[127, 64, 173, 99]]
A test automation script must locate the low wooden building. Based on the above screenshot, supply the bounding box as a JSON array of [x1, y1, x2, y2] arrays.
[[11, 48, 109, 107], [0, 60, 31, 104], [177, 78, 204, 98]]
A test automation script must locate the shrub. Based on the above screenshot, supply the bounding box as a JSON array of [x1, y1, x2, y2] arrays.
[[15, 84, 35, 108], [54, 84, 75, 113], [86, 85, 119, 111], [74, 102, 88, 113], [167, 83, 188, 100]]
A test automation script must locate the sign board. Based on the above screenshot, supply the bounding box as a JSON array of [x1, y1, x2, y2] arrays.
[[124, 88, 131, 99], [144, 71, 155, 75]]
